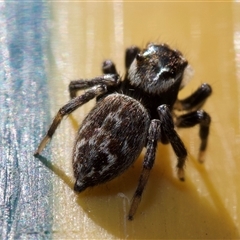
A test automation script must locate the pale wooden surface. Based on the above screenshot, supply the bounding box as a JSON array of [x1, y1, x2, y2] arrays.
[[47, 2, 240, 239]]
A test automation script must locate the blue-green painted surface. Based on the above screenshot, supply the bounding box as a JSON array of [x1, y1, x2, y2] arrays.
[[0, 2, 52, 239]]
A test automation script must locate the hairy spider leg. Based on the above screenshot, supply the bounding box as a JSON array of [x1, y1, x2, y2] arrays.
[[102, 60, 117, 74], [158, 105, 188, 181], [101, 46, 140, 76], [173, 83, 211, 163], [34, 74, 120, 155], [68, 74, 119, 99], [174, 83, 212, 111], [176, 110, 211, 163], [34, 85, 106, 155], [125, 46, 140, 70], [128, 119, 161, 220]]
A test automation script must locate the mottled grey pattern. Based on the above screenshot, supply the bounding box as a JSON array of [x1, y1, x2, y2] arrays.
[[73, 94, 150, 191]]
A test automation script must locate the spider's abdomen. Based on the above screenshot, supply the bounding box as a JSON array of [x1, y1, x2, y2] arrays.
[[73, 93, 150, 192]]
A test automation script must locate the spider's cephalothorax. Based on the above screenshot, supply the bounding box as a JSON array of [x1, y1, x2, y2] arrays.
[[34, 43, 212, 220], [128, 43, 188, 95]]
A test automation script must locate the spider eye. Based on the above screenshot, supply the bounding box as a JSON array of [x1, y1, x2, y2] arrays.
[[159, 70, 174, 80]]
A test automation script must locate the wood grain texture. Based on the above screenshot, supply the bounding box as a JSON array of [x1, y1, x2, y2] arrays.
[[0, 2, 52, 239]]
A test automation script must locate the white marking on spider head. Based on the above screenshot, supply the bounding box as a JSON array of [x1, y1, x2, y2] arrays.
[[153, 67, 170, 82]]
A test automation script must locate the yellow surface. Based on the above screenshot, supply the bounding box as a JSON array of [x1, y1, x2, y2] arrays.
[[46, 2, 240, 239]]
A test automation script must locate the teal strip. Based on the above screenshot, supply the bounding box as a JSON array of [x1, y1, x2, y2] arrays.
[[0, 2, 52, 239]]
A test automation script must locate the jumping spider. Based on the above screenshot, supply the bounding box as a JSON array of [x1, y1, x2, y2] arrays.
[[34, 43, 212, 220]]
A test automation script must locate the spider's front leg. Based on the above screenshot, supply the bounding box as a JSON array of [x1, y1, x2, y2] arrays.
[[125, 46, 140, 70], [102, 60, 117, 74], [34, 74, 120, 155], [158, 105, 188, 181], [101, 45, 140, 78], [128, 119, 161, 220], [174, 83, 212, 111]]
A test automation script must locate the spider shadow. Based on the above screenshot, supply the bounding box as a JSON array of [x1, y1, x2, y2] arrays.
[[35, 113, 239, 239], [35, 151, 142, 197], [35, 145, 239, 239], [35, 154, 74, 190]]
